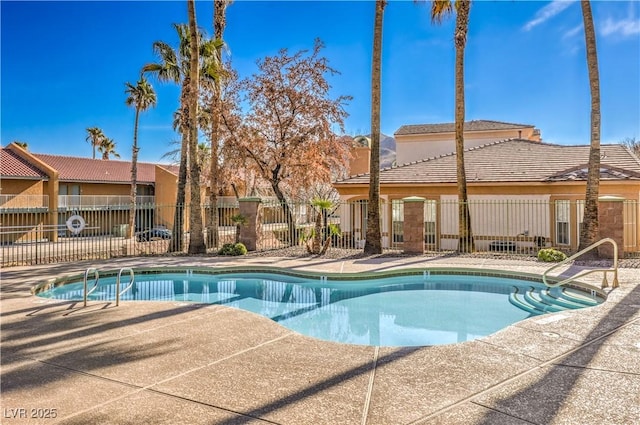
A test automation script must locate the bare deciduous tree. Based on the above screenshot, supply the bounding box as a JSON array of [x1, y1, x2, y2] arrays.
[[228, 39, 352, 243]]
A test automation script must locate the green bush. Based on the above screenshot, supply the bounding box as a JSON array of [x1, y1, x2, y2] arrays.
[[218, 242, 247, 256], [537, 248, 567, 262], [233, 242, 248, 255]]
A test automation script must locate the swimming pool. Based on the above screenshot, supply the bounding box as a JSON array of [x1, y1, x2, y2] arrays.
[[34, 267, 605, 347]]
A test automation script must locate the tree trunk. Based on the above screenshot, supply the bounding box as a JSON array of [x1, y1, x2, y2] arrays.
[[187, 0, 206, 254], [454, 0, 474, 253], [128, 108, 140, 239], [271, 182, 297, 246], [578, 0, 601, 255], [169, 85, 190, 253], [364, 0, 385, 255], [207, 0, 228, 250]]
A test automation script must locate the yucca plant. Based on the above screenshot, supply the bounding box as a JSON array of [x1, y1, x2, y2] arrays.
[[306, 198, 339, 255], [231, 213, 247, 244]]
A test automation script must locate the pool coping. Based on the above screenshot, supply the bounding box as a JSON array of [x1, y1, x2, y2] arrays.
[[32, 265, 609, 300]]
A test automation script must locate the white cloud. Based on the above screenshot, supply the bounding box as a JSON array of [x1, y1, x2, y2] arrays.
[[523, 1, 575, 32], [563, 23, 583, 39], [600, 17, 640, 37]]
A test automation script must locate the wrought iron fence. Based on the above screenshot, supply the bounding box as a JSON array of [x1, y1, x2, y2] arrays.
[[1, 199, 638, 267]]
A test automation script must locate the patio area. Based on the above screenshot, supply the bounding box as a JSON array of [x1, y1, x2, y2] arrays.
[[1, 254, 639, 424]]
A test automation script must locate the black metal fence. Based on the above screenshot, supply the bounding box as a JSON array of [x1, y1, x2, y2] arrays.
[[1, 199, 638, 267]]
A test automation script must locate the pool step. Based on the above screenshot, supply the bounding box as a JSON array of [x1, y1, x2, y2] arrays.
[[509, 286, 600, 316]]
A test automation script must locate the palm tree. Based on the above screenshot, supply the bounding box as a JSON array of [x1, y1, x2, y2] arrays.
[[206, 0, 232, 250], [578, 0, 601, 253], [142, 23, 193, 252], [187, 0, 206, 254], [143, 23, 217, 252], [125, 77, 157, 239], [98, 138, 120, 160], [364, 0, 386, 255], [429, 0, 474, 253], [86, 127, 105, 159]]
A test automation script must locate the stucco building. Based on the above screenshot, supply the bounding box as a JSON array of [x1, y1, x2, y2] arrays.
[[335, 137, 640, 254]]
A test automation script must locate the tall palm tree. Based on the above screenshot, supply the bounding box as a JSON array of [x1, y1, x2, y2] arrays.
[[142, 23, 217, 252], [578, 0, 601, 253], [206, 0, 232, 250], [187, 0, 206, 254], [430, 0, 474, 253], [364, 0, 386, 255], [125, 77, 157, 239], [142, 23, 193, 252], [86, 127, 105, 159], [98, 138, 120, 160]]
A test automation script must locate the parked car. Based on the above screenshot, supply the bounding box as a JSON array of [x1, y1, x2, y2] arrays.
[[136, 228, 172, 242]]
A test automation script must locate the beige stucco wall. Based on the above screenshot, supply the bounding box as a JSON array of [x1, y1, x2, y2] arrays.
[[5, 143, 59, 241], [395, 127, 538, 165], [154, 166, 178, 229], [0, 180, 46, 208], [348, 146, 371, 177]]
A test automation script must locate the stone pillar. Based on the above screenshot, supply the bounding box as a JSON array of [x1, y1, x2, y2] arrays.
[[238, 197, 262, 251], [403, 196, 425, 254], [597, 196, 624, 259]]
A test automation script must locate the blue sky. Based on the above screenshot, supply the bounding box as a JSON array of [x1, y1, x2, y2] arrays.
[[2, 0, 639, 164]]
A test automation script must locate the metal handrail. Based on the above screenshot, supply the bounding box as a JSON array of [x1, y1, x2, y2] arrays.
[[115, 268, 135, 306], [83, 268, 100, 306], [542, 238, 619, 289]]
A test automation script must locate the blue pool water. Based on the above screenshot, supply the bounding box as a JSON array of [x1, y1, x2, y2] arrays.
[[36, 270, 602, 347]]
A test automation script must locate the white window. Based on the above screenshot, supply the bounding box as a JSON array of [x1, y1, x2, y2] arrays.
[[425, 200, 437, 244], [392, 200, 403, 243], [555, 200, 571, 245], [577, 200, 585, 241]]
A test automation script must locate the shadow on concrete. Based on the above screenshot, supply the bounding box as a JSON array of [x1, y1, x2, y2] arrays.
[[205, 347, 423, 425], [1, 301, 212, 361], [472, 284, 640, 424]]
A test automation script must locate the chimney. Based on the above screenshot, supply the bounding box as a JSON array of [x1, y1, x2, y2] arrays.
[[348, 136, 371, 176]]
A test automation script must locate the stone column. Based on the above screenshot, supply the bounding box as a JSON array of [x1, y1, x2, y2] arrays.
[[238, 197, 262, 251], [403, 196, 425, 254], [597, 196, 624, 259]]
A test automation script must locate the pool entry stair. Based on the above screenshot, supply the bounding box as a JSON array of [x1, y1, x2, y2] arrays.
[[83, 267, 135, 307], [542, 237, 619, 289], [509, 286, 600, 315]]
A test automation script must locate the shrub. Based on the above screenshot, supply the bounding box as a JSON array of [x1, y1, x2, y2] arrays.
[[218, 242, 247, 256], [233, 242, 248, 255], [537, 248, 567, 262]]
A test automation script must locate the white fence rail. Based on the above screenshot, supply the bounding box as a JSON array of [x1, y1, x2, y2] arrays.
[[58, 195, 155, 208], [0, 194, 49, 209]]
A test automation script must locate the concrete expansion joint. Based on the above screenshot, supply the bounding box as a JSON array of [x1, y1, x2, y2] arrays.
[[557, 363, 640, 377], [361, 346, 379, 425], [467, 401, 538, 425], [147, 333, 294, 390], [409, 314, 640, 423]]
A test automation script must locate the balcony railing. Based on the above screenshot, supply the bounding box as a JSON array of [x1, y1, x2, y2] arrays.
[[0, 195, 49, 210], [58, 195, 155, 209]]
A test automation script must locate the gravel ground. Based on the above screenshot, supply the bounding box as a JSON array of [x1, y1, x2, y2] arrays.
[[236, 246, 640, 268]]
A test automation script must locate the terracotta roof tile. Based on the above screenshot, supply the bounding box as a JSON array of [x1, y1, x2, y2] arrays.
[[32, 154, 177, 184], [335, 139, 640, 185], [0, 148, 48, 179], [395, 120, 534, 136]]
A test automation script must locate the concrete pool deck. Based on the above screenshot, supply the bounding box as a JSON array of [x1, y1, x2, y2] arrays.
[[1, 254, 639, 424]]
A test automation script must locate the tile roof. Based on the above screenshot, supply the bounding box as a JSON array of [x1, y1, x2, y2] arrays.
[[395, 120, 534, 136], [0, 148, 49, 179], [32, 154, 178, 184], [335, 139, 640, 185]]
